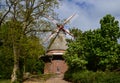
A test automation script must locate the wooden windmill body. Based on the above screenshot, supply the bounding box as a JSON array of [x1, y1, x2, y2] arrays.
[[42, 14, 75, 74]]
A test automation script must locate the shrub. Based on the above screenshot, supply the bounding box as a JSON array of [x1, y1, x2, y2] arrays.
[[25, 58, 44, 74], [64, 70, 120, 83], [0, 49, 13, 79]]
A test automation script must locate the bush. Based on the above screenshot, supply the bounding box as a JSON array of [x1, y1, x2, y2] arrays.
[[25, 58, 44, 74], [101, 72, 120, 83], [0, 48, 13, 79], [64, 70, 120, 83]]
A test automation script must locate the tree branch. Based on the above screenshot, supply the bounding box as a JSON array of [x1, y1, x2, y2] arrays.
[[24, 29, 52, 35], [0, 0, 12, 26]]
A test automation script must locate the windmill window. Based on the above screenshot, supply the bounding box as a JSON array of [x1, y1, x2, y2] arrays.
[[57, 66, 60, 72]]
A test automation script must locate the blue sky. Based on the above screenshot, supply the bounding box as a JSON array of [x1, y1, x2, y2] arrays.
[[55, 0, 120, 31]]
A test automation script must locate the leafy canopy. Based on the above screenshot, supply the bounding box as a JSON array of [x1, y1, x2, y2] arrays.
[[64, 14, 120, 71]]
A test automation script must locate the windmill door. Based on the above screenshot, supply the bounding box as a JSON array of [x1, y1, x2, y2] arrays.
[[52, 59, 68, 74]]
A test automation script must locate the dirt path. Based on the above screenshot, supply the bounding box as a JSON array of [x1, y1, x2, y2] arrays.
[[24, 74, 71, 83], [45, 74, 70, 83]]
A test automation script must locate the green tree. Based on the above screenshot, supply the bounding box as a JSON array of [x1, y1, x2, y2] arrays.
[[64, 28, 87, 71], [19, 35, 45, 74], [0, 0, 59, 83], [69, 28, 82, 39], [100, 14, 120, 41], [98, 14, 120, 70], [65, 14, 120, 72], [0, 21, 45, 79], [0, 43, 13, 79]]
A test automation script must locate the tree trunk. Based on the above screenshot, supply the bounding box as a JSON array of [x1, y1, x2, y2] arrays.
[[11, 43, 19, 83]]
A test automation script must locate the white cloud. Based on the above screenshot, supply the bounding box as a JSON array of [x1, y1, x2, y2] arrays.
[[55, 0, 120, 31]]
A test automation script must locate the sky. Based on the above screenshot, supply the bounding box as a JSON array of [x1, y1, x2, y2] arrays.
[[55, 0, 120, 31]]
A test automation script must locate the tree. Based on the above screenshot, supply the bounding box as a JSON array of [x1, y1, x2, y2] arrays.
[[64, 28, 87, 71], [0, 0, 12, 26], [0, 41, 13, 79], [0, 21, 45, 79], [65, 14, 120, 72], [100, 14, 120, 41], [0, 0, 59, 83], [99, 14, 120, 70], [66, 28, 82, 43]]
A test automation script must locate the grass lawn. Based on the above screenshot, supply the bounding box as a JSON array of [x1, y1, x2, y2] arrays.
[[0, 79, 10, 83]]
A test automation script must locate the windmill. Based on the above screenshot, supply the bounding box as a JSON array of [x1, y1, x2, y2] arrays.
[[41, 13, 75, 74]]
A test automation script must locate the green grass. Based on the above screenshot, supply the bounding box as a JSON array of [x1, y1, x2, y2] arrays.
[[0, 79, 10, 83]]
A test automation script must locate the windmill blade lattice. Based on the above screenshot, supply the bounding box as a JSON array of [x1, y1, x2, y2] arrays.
[[62, 28, 74, 37], [63, 13, 76, 25], [44, 13, 75, 44], [47, 30, 60, 49]]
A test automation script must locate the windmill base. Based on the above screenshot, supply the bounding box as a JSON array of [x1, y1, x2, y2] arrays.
[[42, 55, 68, 74]]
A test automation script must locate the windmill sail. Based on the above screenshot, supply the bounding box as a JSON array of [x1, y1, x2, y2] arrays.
[[45, 13, 76, 55], [41, 13, 76, 74], [63, 13, 76, 25], [47, 30, 68, 55]]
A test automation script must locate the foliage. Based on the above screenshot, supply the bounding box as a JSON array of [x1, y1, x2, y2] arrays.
[[0, 0, 59, 82], [64, 14, 120, 72], [25, 59, 44, 74], [0, 21, 45, 79], [65, 28, 87, 70], [69, 28, 83, 39], [0, 46, 13, 79], [64, 70, 120, 83]]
